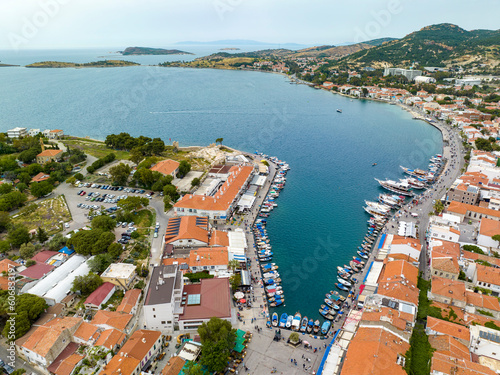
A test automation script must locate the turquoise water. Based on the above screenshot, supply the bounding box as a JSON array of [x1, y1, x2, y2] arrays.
[[0, 63, 442, 320]]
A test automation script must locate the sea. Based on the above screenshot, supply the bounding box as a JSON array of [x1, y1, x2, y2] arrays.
[[0, 47, 442, 321]]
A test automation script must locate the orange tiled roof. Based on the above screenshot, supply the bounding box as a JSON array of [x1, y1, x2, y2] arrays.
[[37, 149, 63, 157], [428, 334, 470, 361], [377, 278, 419, 306], [174, 165, 253, 212], [189, 247, 228, 268], [116, 289, 141, 314], [31, 172, 50, 183], [476, 264, 500, 286], [91, 311, 132, 332], [150, 159, 180, 176], [340, 327, 409, 375], [73, 322, 99, 342], [361, 306, 414, 331], [209, 230, 229, 247], [426, 316, 470, 342], [431, 276, 466, 303], [161, 356, 186, 375], [448, 201, 500, 218], [431, 241, 461, 258], [94, 329, 126, 350], [479, 217, 500, 237], [465, 290, 500, 312], [431, 255, 460, 274], [391, 236, 422, 250], [379, 259, 419, 285], [431, 352, 496, 375], [100, 356, 139, 375], [0, 259, 19, 273], [54, 353, 84, 375], [164, 216, 209, 245]]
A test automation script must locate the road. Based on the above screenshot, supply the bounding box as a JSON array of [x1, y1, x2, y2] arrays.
[[0, 340, 39, 373]]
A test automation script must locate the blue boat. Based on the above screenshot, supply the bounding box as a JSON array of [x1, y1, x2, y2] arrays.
[[259, 257, 272, 262], [307, 319, 314, 333], [272, 312, 278, 327], [335, 282, 349, 291], [321, 321, 331, 335], [279, 313, 288, 328]]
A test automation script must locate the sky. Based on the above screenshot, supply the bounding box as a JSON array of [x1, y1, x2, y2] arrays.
[[0, 0, 498, 50]]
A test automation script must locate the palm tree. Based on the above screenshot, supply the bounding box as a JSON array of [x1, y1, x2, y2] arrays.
[[228, 259, 240, 272]]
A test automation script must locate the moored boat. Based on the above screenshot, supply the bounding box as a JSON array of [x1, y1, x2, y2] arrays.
[[292, 312, 302, 331], [313, 319, 321, 333], [272, 312, 278, 327], [285, 315, 293, 329], [279, 313, 288, 328], [307, 319, 314, 333], [321, 321, 331, 335], [300, 316, 308, 332], [335, 282, 349, 291]]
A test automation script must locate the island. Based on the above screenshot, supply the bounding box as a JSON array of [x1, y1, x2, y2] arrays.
[[120, 47, 194, 55], [25, 60, 140, 68], [219, 47, 240, 51], [0, 63, 19, 67]]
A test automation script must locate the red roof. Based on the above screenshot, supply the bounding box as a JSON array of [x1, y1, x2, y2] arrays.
[[179, 278, 231, 321], [19, 263, 55, 279], [84, 282, 115, 307], [32, 250, 59, 263]]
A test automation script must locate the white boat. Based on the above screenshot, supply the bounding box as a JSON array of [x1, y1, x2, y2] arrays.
[[364, 206, 387, 218], [375, 178, 414, 196], [404, 177, 427, 190], [365, 200, 391, 213], [337, 277, 352, 287]]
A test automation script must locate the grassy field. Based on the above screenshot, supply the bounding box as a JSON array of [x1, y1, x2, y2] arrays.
[[63, 138, 131, 160], [133, 209, 154, 235], [12, 195, 71, 234]]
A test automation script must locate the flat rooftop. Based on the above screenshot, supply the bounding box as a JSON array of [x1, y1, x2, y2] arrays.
[[101, 263, 136, 279]]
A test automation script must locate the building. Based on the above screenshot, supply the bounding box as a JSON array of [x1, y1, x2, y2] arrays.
[[425, 316, 470, 346], [100, 263, 136, 290], [150, 159, 180, 177], [478, 218, 500, 250], [116, 289, 142, 315], [84, 282, 116, 310], [447, 201, 500, 223], [36, 149, 63, 165], [31, 172, 51, 183], [455, 77, 482, 86], [465, 290, 500, 319], [189, 247, 229, 275], [178, 278, 233, 330], [28, 128, 41, 137], [7, 127, 27, 139], [0, 259, 20, 290], [469, 325, 500, 372], [340, 327, 409, 375], [386, 235, 422, 262], [383, 67, 422, 81], [427, 276, 466, 308], [430, 252, 460, 280], [47, 129, 64, 139], [414, 76, 436, 84], [143, 265, 183, 332], [164, 216, 210, 247], [100, 330, 162, 375], [446, 182, 480, 205], [91, 311, 134, 333], [472, 264, 500, 296], [174, 165, 254, 223], [94, 329, 127, 352], [161, 356, 186, 375]]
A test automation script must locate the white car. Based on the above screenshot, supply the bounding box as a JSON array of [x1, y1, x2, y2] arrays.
[[64, 223, 70, 228]]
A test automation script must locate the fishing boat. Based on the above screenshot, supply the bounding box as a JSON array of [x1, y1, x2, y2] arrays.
[[279, 313, 288, 328], [292, 312, 302, 331], [319, 307, 335, 320], [357, 251, 369, 259], [365, 200, 392, 213], [335, 282, 349, 291], [400, 166, 430, 179], [404, 177, 427, 189], [372, 163, 377, 166], [327, 291, 346, 302], [259, 256, 273, 262], [313, 319, 321, 333], [321, 321, 331, 335], [272, 313, 278, 327], [307, 319, 314, 333], [337, 277, 352, 287], [270, 300, 283, 307], [375, 178, 414, 196], [285, 315, 293, 329], [337, 109, 342, 113], [300, 316, 308, 332]]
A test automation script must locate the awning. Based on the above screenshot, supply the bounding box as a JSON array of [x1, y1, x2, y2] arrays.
[[240, 270, 251, 286], [233, 343, 245, 353], [231, 254, 247, 262], [236, 329, 246, 339]]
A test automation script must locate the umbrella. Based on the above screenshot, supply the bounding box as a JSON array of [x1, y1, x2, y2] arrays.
[[234, 292, 245, 299], [303, 341, 310, 345], [240, 299, 247, 303]]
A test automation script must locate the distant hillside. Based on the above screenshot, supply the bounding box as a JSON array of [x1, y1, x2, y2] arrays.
[[176, 39, 305, 47], [121, 47, 193, 55], [198, 49, 294, 60], [362, 37, 397, 46], [26, 60, 139, 68], [341, 23, 500, 67]]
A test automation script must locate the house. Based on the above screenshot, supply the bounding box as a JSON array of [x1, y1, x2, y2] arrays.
[[116, 289, 141, 315], [100, 263, 136, 290], [84, 282, 116, 310], [427, 276, 466, 308], [150, 159, 180, 177], [0, 259, 19, 290], [431, 352, 496, 375], [73, 322, 100, 345], [446, 182, 480, 205], [189, 247, 229, 276], [164, 216, 210, 247], [28, 128, 41, 137], [425, 316, 470, 346], [472, 264, 500, 296], [91, 311, 133, 333], [100, 330, 162, 375], [430, 252, 460, 281], [386, 236, 422, 265], [178, 278, 233, 330], [447, 201, 500, 223], [340, 327, 409, 375], [465, 290, 500, 319], [376, 260, 419, 308], [18, 317, 82, 367], [143, 264, 183, 332], [478, 218, 500, 250], [94, 329, 127, 352], [19, 262, 55, 280], [31, 172, 51, 183], [36, 149, 63, 165], [469, 325, 500, 372], [7, 127, 27, 139], [174, 165, 254, 223], [161, 356, 186, 375], [50, 352, 85, 375], [48, 129, 64, 139]]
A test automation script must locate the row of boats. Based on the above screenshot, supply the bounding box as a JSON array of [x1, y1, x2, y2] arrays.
[[252, 155, 290, 308], [270, 311, 332, 336]]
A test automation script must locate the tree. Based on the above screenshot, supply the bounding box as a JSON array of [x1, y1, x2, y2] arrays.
[[109, 163, 132, 185], [229, 273, 241, 291], [0, 241, 9, 253], [228, 259, 240, 272], [0, 184, 13, 195], [433, 200, 444, 214], [117, 196, 149, 212], [492, 234, 500, 244], [25, 259, 36, 267], [74, 173, 84, 181], [8, 225, 30, 248], [0, 292, 47, 340], [289, 332, 300, 344], [183, 362, 204, 375], [0, 211, 11, 232], [48, 233, 66, 251], [67, 228, 115, 255], [129, 147, 144, 165], [108, 242, 123, 258], [163, 184, 179, 202], [19, 242, 36, 259], [18, 172, 31, 185], [88, 253, 113, 274], [191, 177, 201, 187], [163, 195, 172, 211], [71, 272, 103, 296], [177, 160, 191, 178], [16, 182, 27, 193], [215, 138, 224, 145], [198, 317, 236, 373], [30, 181, 54, 198], [92, 215, 116, 231], [36, 227, 49, 243]]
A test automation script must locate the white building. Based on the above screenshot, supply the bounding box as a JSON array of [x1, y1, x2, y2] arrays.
[[143, 264, 183, 332], [414, 76, 436, 84], [469, 325, 500, 371], [7, 127, 27, 139], [383, 68, 422, 81], [428, 223, 461, 243], [477, 218, 500, 250], [28, 129, 41, 137], [456, 77, 482, 86]]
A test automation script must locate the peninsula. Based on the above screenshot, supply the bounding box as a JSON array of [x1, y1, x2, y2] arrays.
[[25, 60, 140, 68], [120, 46, 193, 55]]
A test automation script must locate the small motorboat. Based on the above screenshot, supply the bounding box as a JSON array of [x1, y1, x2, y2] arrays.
[[372, 163, 377, 166], [335, 282, 349, 291], [357, 251, 369, 259], [270, 300, 283, 307], [337, 277, 352, 287], [286, 315, 293, 329], [321, 321, 331, 335], [307, 319, 314, 333], [272, 312, 278, 327], [292, 312, 302, 331], [279, 313, 288, 328], [313, 319, 321, 334], [337, 109, 342, 113], [300, 316, 308, 333]]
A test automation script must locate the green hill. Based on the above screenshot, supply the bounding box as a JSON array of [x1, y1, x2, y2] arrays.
[[341, 23, 500, 67]]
